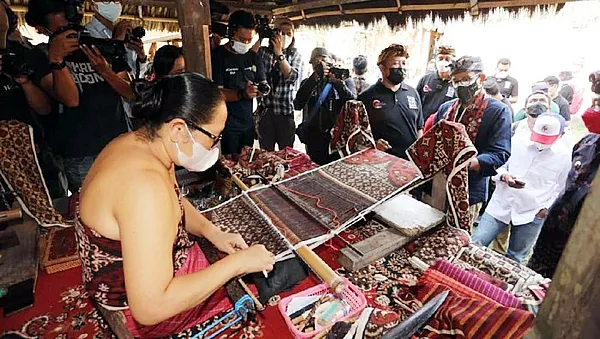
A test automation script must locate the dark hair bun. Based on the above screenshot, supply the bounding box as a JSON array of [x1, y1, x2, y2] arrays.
[[131, 78, 165, 120]]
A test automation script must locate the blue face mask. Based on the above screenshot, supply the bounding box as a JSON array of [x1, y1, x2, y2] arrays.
[[96, 2, 122, 23]]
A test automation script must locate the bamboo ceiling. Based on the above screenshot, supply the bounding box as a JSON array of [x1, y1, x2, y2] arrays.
[[8, 0, 573, 32]]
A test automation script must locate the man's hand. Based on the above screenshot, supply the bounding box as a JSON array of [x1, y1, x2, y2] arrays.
[[81, 44, 111, 75], [14, 75, 31, 85], [243, 80, 259, 99], [468, 158, 481, 172], [126, 40, 146, 61], [271, 33, 283, 56], [501, 173, 525, 189], [48, 30, 80, 63], [113, 20, 132, 41], [376, 139, 392, 152], [536, 208, 548, 218]]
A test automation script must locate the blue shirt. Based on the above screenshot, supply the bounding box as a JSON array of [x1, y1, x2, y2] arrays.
[[435, 97, 512, 204]]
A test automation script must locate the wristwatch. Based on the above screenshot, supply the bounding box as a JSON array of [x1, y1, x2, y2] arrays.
[[277, 54, 285, 62], [49, 61, 67, 71]]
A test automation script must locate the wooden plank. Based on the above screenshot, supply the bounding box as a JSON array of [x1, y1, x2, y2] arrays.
[[524, 170, 600, 338], [175, 0, 211, 77], [273, 0, 372, 16], [470, 0, 480, 16], [120, 0, 177, 8], [339, 195, 444, 272], [339, 228, 411, 272]]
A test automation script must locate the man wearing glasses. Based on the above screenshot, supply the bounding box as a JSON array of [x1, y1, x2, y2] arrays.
[[432, 56, 512, 230]]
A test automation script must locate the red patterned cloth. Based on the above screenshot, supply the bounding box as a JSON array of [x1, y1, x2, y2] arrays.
[[416, 283, 534, 339], [329, 100, 376, 157], [123, 243, 233, 337], [407, 120, 477, 232], [443, 91, 489, 142], [273, 147, 319, 178], [431, 259, 521, 308], [219, 146, 287, 182], [419, 269, 496, 304]]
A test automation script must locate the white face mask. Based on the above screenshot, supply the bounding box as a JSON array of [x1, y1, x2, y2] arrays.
[[282, 35, 293, 49], [231, 40, 253, 54], [176, 125, 220, 172], [436, 60, 451, 74], [533, 142, 552, 151], [496, 71, 509, 79], [96, 2, 122, 23]]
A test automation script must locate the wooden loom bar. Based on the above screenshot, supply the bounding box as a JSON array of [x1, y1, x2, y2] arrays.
[[231, 175, 345, 294]]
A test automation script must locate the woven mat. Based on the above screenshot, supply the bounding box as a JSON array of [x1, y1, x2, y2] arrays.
[[41, 226, 80, 274]]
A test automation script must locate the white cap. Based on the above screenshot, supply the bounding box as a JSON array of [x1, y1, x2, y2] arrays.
[[531, 113, 565, 145]]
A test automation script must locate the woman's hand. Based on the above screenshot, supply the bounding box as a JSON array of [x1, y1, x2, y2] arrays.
[[208, 230, 248, 254], [234, 245, 275, 275]]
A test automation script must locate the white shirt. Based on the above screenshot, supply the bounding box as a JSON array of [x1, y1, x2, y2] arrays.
[[485, 137, 572, 226]]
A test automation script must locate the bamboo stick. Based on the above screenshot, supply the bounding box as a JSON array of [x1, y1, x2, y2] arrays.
[[0, 208, 22, 223]]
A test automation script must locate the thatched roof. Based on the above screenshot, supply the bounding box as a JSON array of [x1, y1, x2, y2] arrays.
[[8, 0, 573, 32]]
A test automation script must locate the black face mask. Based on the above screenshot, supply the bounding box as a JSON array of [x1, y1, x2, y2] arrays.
[[526, 103, 549, 118], [387, 68, 405, 85], [455, 80, 480, 104]]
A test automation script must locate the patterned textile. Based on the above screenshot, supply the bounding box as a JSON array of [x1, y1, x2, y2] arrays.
[[329, 100, 376, 157], [432, 259, 521, 308], [321, 148, 421, 201], [416, 282, 534, 339], [218, 146, 287, 183], [406, 120, 478, 232], [202, 194, 290, 259], [339, 225, 470, 320], [528, 134, 600, 278], [0, 120, 70, 227], [442, 91, 489, 142], [326, 307, 401, 338], [419, 269, 497, 304], [453, 244, 548, 297], [273, 147, 319, 179], [123, 243, 233, 337], [74, 186, 195, 308]]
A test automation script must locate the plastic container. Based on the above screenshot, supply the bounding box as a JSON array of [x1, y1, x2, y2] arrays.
[[278, 278, 367, 338]]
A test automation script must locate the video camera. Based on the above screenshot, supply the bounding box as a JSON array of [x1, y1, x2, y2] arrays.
[[315, 62, 350, 81], [125, 26, 146, 44], [255, 14, 279, 39]]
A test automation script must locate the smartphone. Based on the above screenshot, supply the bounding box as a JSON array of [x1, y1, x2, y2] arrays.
[[513, 179, 526, 188]]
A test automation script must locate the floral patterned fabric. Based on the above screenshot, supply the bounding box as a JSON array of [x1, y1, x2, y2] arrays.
[[406, 120, 478, 232], [329, 100, 376, 157], [0, 120, 70, 227], [218, 146, 287, 183], [74, 186, 194, 309], [442, 92, 489, 142]]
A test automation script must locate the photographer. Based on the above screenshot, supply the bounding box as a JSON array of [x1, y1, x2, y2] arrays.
[[294, 47, 356, 165], [86, 1, 147, 79], [26, 0, 132, 190], [211, 10, 268, 155], [256, 17, 302, 151]]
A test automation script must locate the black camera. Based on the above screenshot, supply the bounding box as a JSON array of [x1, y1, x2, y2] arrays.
[[255, 15, 278, 39], [0, 49, 34, 77], [52, 24, 128, 64], [329, 65, 350, 80], [125, 26, 146, 44], [256, 82, 270, 94]]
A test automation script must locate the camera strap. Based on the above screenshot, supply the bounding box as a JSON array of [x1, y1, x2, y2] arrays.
[[305, 82, 333, 124]]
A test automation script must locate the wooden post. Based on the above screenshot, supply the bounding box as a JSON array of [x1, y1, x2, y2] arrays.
[[175, 0, 212, 78], [524, 170, 600, 338]]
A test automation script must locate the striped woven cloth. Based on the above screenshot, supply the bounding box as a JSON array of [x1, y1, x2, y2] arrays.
[[416, 282, 534, 339], [420, 269, 496, 304], [432, 259, 521, 308]]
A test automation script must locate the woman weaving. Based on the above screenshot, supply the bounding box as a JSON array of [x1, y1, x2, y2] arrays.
[[74, 73, 275, 337]]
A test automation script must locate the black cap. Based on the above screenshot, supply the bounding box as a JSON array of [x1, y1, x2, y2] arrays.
[[532, 81, 549, 92], [450, 56, 484, 76], [543, 76, 560, 86]]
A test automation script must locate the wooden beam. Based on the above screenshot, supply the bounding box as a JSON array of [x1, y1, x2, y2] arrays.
[[273, 0, 373, 16], [120, 0, 177, 9], [175, 0, 211, 77], [470, 0, 480, 16], [10, 5, 178, 22], [286, 0, 572, 21], [524, 169, 600, 338]]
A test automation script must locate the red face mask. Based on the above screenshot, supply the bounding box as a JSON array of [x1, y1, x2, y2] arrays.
[[582, 106, 600, 134]]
